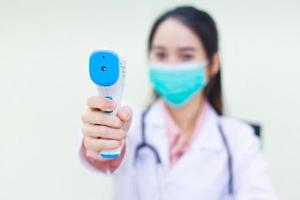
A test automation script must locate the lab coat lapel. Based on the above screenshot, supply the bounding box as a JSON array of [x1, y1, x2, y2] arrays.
[[166, 104, 224, 179], [145, 99, 170, 171], [193, 104, 223, 152]]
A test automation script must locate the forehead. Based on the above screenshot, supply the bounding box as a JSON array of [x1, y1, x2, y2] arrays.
[[152, 18, 203, 49]]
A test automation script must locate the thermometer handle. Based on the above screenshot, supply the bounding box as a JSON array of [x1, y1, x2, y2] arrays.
[[98, 62, 125, 159], [97, 84, 123, 159]]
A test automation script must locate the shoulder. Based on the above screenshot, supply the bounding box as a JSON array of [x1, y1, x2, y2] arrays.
[[217, 116, 266, 179], [219, 116, 256, 138], [218, 116, 262, 154]]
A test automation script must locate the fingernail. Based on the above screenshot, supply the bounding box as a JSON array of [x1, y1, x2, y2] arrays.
[[106, 100, 114, 109], [122, 107, 131, 118]]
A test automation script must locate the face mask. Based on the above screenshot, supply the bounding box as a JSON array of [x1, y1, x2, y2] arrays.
[[149, 61, 208, 107]]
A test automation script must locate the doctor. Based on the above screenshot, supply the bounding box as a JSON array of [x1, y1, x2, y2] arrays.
[[80, 6, 278, 200]]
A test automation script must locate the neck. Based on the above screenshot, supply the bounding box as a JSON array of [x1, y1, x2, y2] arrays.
[[165, 93, 206, 135]]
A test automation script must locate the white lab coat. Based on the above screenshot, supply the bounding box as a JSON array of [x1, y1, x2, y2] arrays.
[[93, 99, 278, 200]]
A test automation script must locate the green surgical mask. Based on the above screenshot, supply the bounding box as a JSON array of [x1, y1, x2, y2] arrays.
[[149, 61, 207, 107]]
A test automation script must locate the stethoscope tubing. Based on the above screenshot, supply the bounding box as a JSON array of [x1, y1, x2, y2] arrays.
[[133, 104, 234, 196]]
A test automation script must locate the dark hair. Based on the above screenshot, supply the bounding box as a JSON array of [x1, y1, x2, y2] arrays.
[[147, 6, 223, 115]]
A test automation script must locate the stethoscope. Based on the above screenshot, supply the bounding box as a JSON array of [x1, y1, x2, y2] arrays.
[[133, 104, 234, 199]]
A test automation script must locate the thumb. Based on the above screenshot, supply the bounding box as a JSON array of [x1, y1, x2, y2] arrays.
[[117, 106, 133, 131]]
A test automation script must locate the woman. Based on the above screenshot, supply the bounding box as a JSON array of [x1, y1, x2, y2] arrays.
[[80, 6, 278, 200]]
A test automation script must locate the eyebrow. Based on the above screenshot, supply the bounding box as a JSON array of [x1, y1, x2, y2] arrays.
[[178, 47, 197, 52], [151, 45, 167, 50], [152, 45, 197, 52]]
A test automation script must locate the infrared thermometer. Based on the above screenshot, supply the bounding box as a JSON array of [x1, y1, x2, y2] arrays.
[[89, 50, 126, 159]]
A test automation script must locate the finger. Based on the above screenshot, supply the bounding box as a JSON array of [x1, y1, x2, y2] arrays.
[[82, 123, 127, 140], [117, 106, 133, 131], [117, 106, 133, 122], [84, 136, 122, 152], [86, 96, 116, 111], [81, 109, 122, 128]]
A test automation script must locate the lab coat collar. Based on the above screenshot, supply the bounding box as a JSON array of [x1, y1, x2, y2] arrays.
[[192, 104, 224, 152], [145, 98, 165, 128], [145, 99, 224, 170]]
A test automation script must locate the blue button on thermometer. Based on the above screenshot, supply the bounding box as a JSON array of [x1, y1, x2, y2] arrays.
[[89, 50, 126, 159]]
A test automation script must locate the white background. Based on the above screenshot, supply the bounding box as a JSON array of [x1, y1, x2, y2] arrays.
[[0, 0, 299, 199]]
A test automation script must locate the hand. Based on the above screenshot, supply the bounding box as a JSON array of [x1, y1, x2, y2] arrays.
[[81, 96, 133, 155]]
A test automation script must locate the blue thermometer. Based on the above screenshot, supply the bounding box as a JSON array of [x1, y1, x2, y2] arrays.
[[89, 50, 126, 159]]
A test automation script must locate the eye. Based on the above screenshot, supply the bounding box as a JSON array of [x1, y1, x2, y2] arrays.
[[180, 54, 194, 61], [155, 52, 167, 61]]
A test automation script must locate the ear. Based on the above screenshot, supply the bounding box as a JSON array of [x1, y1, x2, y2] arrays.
[[209, 52, 221, 78]]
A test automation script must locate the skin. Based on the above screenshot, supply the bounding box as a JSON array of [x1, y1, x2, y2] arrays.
[[81, 18, 220, 154], [81, 98, 132, 153]]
